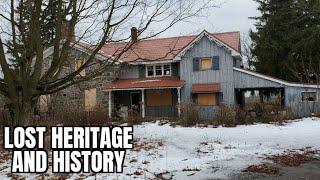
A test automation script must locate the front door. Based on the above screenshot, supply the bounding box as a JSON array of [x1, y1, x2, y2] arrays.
[[131, 92, 141, 112]]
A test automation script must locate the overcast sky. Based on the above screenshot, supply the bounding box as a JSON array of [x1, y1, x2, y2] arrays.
[[158, 0, 260, 37]]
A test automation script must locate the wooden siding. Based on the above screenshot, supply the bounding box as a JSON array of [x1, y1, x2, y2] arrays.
[[119, 65, 140, 79], [180, 35, 235, 106], [233, 70, 283, 89], [285, 86, 320, 117]]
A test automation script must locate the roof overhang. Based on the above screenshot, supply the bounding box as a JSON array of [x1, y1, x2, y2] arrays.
[[191, 83, 221, 93], [234, 67, 320, 89], [105, 77, 185, 91]]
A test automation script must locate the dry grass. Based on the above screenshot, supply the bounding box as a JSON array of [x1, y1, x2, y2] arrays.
[[179, 100, 199, 126], [266, 150, 316, 167], [244, 163, 280, 174]]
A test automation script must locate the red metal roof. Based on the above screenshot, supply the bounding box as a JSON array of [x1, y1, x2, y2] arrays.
[[105, 77, 185, 90], [191, 83, 220, 93], [99, 31, 240, 62]]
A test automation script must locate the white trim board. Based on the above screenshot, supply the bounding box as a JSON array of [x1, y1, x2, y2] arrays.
[[173, 30, 241, 61], [234, 67, 320, 89]]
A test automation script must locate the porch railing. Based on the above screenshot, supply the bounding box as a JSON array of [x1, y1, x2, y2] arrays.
[[145, 105, 178, 117]]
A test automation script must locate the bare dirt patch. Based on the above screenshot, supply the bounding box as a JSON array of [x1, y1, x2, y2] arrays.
[[244, 163, 281, 175], [266, 149, 317, 167]]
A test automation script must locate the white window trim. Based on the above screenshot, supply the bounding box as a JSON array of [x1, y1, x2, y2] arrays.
[[145, 64, 172, 77], [301, 91, 318, 102]]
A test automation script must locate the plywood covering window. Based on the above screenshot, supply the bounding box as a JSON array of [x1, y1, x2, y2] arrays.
[[301, 92, 317, 102], [75, 59, 85, 76], [201, 58, 212, 70], [197, 93, 216, 106], [39, 95, 50, 112], [147, 89, 172, 106], [85, 88, 97, 110]]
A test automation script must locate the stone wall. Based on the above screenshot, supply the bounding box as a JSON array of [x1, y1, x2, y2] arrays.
[[44, 48, 117, 112]]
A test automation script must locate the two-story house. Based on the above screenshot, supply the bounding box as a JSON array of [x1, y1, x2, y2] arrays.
[[38, 28, 320, 120]]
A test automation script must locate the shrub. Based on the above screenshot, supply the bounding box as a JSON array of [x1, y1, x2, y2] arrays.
[[216, 104, 237, 127], [179, 100, 199, 126]]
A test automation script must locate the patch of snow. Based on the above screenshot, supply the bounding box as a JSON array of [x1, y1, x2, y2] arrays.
[[1, 117, 320, 179]]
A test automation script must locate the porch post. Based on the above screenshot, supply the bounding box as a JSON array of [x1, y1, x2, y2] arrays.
[[108, 90, 112, 118], [177, 87, 181, 117], [141, 89, 145, 118]]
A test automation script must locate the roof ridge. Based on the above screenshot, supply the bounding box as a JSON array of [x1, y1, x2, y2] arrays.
[[104, 30, 240, 45]]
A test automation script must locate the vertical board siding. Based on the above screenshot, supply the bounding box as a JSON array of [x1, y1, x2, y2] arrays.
[[180, 36, 235, 108], [233, 70, 282, 89], [119, 65, 140, 79], [285, 86, 320, 117]]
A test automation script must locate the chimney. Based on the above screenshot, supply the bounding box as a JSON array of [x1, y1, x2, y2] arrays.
[[60, 20, 75, 41], [131, 27, 138, 42]]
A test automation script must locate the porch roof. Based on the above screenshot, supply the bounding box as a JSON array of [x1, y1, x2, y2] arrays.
[[105, 77, 185, 90], [191, 83, 220, 93]]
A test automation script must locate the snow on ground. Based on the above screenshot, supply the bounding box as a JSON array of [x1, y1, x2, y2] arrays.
[[1, 117, 320, 179]]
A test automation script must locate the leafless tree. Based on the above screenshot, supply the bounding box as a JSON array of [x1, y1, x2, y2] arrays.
[[0, 0, 217, 125], [241, 32, 255, 70]]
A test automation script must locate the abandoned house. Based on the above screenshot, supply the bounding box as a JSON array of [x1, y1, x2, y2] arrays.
[[1, 29, 319, 120]]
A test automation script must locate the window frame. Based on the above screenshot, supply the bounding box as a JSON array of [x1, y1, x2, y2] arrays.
[[301, 91, 318, 102], [145, 64, 172, 77]]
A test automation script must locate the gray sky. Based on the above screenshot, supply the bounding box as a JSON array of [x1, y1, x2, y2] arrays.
[[158, 0, 260, 37]]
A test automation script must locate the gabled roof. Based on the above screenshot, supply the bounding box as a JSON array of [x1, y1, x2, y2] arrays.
[[41, 30, 241, 64], [99, 31, 240, 63]]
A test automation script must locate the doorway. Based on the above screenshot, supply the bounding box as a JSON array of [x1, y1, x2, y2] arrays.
[[130, 92, 141, 112]]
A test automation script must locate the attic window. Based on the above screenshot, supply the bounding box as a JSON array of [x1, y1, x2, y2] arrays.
[[201, 58, 212, 70]]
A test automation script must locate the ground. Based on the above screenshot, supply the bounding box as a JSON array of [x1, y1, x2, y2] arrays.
[[0, 117, 320, 179]]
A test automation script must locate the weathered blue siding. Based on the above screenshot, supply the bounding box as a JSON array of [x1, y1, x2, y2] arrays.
[[285, 87, 320, 117], [233, 70, 283, 89], [180, 35, 235, 119], [119, 65, 140, 79]]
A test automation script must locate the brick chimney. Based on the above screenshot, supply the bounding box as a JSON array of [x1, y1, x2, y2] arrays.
[[131, 27, 138, 42], [60, 20, 75, 41]]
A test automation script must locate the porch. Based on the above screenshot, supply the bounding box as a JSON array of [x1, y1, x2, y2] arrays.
[[105, 77, 185, 118]]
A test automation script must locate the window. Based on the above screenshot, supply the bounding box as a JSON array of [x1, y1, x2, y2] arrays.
[[155, 65, 162, 76], [39, 95, 51, 112], [193, 56, 220, 71], [164, 65, 171, 76], [146, 64, 171, 77], [147, 66, 154, 77], [197, 93, 216, 106], [75, 59, 85, 76], [302, 92, 317, 102], [201, 58, 212, 70], [85, 88, 97, 111]]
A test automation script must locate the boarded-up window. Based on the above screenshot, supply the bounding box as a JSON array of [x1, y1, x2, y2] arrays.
[[301, 92, 317, 102], [75, 59, 86, 76], [197, 93, 216, 105], [147, 89, 172, 106], [39, 95, 51, 112], [85, 88, 97, 110], [201, 58, 212, 70]]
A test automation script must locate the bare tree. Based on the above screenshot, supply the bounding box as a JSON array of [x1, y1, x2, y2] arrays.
[[241, 32, 255, 70], [0, 0, 216, 125]]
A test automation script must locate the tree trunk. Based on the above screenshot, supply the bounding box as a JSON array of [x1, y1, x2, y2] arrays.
[[8, 93, 36, 126]]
